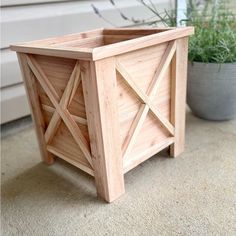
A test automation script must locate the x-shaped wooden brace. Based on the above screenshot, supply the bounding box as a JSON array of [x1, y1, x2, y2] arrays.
[[26, 55, 93, 168], [116, 41, 176, 159]]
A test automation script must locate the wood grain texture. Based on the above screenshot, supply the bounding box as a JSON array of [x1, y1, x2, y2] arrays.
[[47, 145, 94, 176], [44, 61, 81, 144], [103, 28, 173, 35], [27, 55, 93, 167], [116, 42, 169, 149], [170, 37, 189, 157], [13, 27, 193, 203], [11, 46, 93, 60], [17, 53, 54, 164], [115, 41, 176, 160], [81, 59, 125, 202], [48, 120, 92, 171], [124, 137, 175, 173], [11, 27, 194, 61], [93, 27, 194, 60]]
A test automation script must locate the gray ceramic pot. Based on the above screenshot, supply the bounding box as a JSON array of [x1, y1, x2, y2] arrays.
[[187, 62, 236, 121]]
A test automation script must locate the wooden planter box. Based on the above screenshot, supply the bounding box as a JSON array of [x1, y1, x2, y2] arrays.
[[11, 27, 194, 202]]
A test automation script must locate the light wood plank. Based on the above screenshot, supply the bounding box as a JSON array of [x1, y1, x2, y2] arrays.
[[104, 34, 144, 45], [124, 137, 174, 173], [44, 61, 81, 143], [47, 145, 94, 176], [116, 59, 174, 137], [28, 28, 104, 46], [170, 37, 189, 157], [42, 104, 87, 125], [17, 53, 54, 164], [81, 58, 125, 202], [147, 41, 176, 100], [93, 27, 194, 60], [147, 103, 174, 135], [103, 28, 173, 35], [122, 104, 149, 159], [27, 55, 93, 167], [26, 55, 60, 103], [55, 35, 104, 48], [11, 46, 93, 60]]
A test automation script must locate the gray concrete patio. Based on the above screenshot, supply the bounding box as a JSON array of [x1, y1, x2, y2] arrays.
[[1, 110, 236, 235]]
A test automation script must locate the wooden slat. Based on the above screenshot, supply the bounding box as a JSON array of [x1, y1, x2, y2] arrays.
[[103, 28, 173, 35], [104, 35, 144, 45], [14, 28, 104, 47], [170, 37, 189, 157], [147, 103, 174, 135], [93, 27, 194, 60], [124, 137, 174, 173], [128, 107, 171, 160], [115, 41, 176, 159], [11, 29, 104, 59], [44, 61, 81, 143], [55, 35, 104, 48], [122, 104, 149, 159], [26, 55, 93, 168], [17, 53, 54, 164], [47, 145, 94, 176], [116, 60, 174, 135], [42, 104, 87, 125], [49, 120, 90, 164], [11, 28, 193, 61], [81, 58, 124, 202], [10, 46, 93, 60], [26, 55, 60, 102], [147, 41, 176, 100]]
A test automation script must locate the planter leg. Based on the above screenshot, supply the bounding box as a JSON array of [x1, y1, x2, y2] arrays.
[[81, 59, 125, 202], [170, 38, 189, 157], [17, 53, 54, 165]]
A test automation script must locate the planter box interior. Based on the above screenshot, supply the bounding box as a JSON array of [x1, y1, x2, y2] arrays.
[[11, 27, 194, 202]]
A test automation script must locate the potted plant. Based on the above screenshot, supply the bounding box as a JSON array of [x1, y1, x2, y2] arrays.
[[92, 0, 236, 120], [187, 1, 236, 120]]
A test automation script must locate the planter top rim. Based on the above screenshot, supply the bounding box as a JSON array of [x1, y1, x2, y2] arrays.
[[11, 27, 194, 61]]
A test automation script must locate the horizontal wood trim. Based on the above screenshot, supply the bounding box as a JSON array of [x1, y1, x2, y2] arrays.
[[47, 145, 94, 176], [42, 104, 87, 126], [11, 27, 194, 61], [103, 28, 174, 35], [123, 137, 174, 173], [25, 28, 104, 47], [10, 45, 93, 60], [54, 35, 104, 48], [92, 27, 194, 60]]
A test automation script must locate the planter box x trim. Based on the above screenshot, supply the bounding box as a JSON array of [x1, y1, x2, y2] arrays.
[[116, 41, 176, 159]]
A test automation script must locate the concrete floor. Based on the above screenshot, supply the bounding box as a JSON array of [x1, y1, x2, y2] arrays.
[[1, 110, 236, 236]]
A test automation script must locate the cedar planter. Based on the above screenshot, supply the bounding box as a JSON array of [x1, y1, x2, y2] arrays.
[[11, 27, 194, 202]]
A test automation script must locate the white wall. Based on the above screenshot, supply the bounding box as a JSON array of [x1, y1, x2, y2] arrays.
[[1, 0, 173, 124]]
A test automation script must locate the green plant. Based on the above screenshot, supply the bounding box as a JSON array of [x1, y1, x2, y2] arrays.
[[187, 1, 236, 63], [92, 0, 236, 63]]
